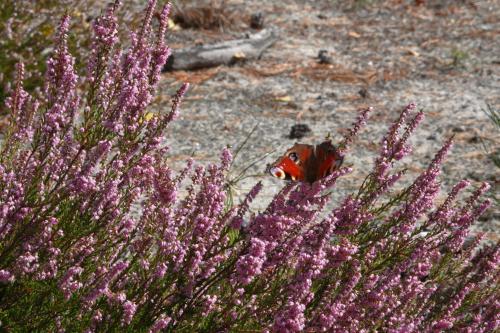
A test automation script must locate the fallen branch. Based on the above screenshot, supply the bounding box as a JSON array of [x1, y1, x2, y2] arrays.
[[163, 29, 278, 71]]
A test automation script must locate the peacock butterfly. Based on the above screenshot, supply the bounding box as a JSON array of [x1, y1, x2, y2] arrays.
[[269, 139, 343, 183]]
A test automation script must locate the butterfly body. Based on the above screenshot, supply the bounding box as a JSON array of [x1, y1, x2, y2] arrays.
[[269, 140, 343, 183]]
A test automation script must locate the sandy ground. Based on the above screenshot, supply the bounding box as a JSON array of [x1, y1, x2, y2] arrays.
[[155, 0, 499, 239]]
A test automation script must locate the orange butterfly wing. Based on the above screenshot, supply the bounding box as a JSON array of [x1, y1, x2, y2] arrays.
[[270, 141, 342, 183], [277, 156, 304, 181], [309, 141, 343, 182]]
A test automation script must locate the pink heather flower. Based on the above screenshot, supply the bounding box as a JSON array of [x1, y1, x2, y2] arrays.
[[202, 294, 218, 316], [165, 82, 189, 123], [154, 263, 168, 279], [0, 0, 496, 326], [389, 138, 453, 235], [474, 198, 491, 218], [364, 170, 405, 205], [338, 107, 372, 155], [234, 237, 267, 285], [57, 14, 70, 38], [110, 292, 127, 304], [150, 3, 172, 88], [92, 310, 103, 325], [55, 315, 65, 333], [175, 158, 194, 183], [221, 147, 233, 170], [333, 196, 371, 235], [273, 301, 306, 333], [158, 3, 171, 38], [432, 319, 453, 330], [92, 2, 119, 47], [84, 261, 128, 306], [232, 181, 263, 224], [375, 103, 421, 181], [138, 0, 157, 42], [108, 261, 129, 281], [463, 182, 491, 212], [326, 237, 358, 268], [319, 166, 353, 190], [149, 315, 171, 333], [248, 214, 296, 245], [59, 266, 84, 300], [5, 63, 30, 134], [122, 300, 137, 324], [119, 217, 136, 237], [69, 174, 97, 195], [230, 216, 244, 229], [277, 218, 338, 331], [265, 182, 295, 213], [385, 102, 416, 149], [154, 168, 177, 205], [45, 15, 78, 108], [421, 138, 453, 182], [16, 251, 39, 274], [429, 179, 470, 225], [394, 110, 425, 160], [84, 281, 109, 307], [0, 269, 15, 282], [313, 260, 362, 331], [444, 284, 475, 319]]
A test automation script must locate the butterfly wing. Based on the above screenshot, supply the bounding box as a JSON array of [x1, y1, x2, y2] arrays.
[[305, 140, 343, 183], [269, 143, 313, 182], [270, 141, 342, 183]]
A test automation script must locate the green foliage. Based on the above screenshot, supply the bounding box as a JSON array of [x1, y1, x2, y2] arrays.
[[0, 0, 143, 115], [450, 48, 469, 68]]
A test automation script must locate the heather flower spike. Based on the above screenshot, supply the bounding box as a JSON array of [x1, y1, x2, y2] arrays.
[[0, 1, 496, 331], [338, 106, 372, 155]]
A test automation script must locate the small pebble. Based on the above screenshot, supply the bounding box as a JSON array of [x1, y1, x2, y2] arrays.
[[250, 12, 264, 29], [317, 50, 333, 64], [289, 124, 312, 139], [358, 87, 369, 99]]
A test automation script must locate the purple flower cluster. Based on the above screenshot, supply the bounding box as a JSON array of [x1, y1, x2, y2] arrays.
[[0, 1, 497, 332]]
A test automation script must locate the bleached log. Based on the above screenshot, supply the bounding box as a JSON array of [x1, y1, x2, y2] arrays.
[[163, 29, 277, 71]]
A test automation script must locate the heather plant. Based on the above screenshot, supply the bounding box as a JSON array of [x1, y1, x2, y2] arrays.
[[1, 0, 88, 113], [0, 0, 144, 115], [0, 1, 498, 332]]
